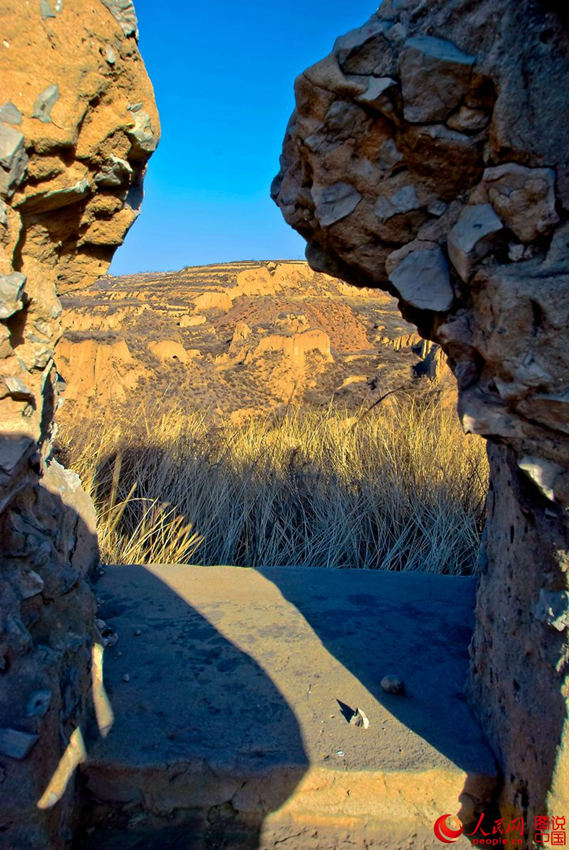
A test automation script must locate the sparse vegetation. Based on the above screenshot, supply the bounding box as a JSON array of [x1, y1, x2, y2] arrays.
[[58, 399, 488, 574]]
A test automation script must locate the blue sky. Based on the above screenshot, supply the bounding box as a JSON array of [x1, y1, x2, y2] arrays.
[[111, 0, 379, 274]]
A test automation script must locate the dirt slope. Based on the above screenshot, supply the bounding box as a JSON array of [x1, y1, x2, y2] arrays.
[[57, 260, 449, 427]]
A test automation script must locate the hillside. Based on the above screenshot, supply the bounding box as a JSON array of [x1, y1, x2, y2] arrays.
[[57, 260, 449, 427]]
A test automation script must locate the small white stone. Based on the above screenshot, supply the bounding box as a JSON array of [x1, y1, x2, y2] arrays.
[[380, 675, 405, 695]]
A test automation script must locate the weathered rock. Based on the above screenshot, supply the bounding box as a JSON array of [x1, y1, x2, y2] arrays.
[[94, 154, 133, 187], [100, 0, 138, 38], [311, 182, 362, 227], [533, 589, 569, 632], [375, 184, 420, 222], [272, 0, 569, 835], [355, 76, 398, 117], [32, 84, 60, 123], [388, 243, 453, 312], [0, 728, 39, 760], [0, 103, 22, 125], [447, 204, 504, 282], [0, 1, 158, 847], [14, 176, 92, 214], [0, 123, 28, 196], [334, 18, 396, 77], [0, 271, 26, 318], [126, 107, 159, 159], [482, 163, 559, 243], [399, 35, 476, 123], [447, 104, 489, 134]]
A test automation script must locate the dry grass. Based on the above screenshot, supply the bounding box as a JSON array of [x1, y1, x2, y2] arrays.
[[58, 399, 488, 574]]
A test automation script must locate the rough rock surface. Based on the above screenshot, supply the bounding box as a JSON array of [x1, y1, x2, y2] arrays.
[[272, 0, 569, 834], [0, 1, 158, 846]]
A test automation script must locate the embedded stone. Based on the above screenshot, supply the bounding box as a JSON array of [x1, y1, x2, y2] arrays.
[[40, 0, 56, 18], [311, 182, 362, 227], [447, 204, 504, 282], [0, 272, 26, 319], [94, 155, 133, 188], [2, 376, 33, 400], [32, 84, 60, 123], [127, 109, 158, 159], [303, 55, 368, 99], [14, 178, 91, 214], [544, 222, 569, 268], [5, 617, 32, 655], [375, 185, 420, 222], [0, 124, 28, 196], [427, 199, 448, 217], [482, 163, 559, 243], [508, 243, 525, 262], [447, 105, 489, 133], [0, 729, 39, 760], [0, 103, 22, 125], [378, 139, 403, 171], [321, 101, 370, 142], [533, 590, 569, 632], [388, 244, 454, 312], [19, 570, 45, 600], [334, 19, 394, 57], [401, 124, 481, 196], [518, 456, 563, 501], [399, 35, 476, 123], [518, 393, 569, 435], [100, 0, 139, 39], [355, 77, 398, 116], [0, 436, 33, 481], [334, 19, 395, 76]]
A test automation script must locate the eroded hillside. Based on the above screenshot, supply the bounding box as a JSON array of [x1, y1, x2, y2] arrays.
[[57, 259, 449, 426]]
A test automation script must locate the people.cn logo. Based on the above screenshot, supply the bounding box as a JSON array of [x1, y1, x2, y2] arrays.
[[433, 814, 464, 843]]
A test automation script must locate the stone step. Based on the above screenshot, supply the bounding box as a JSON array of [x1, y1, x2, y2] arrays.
[[79, 565, 497, 848]]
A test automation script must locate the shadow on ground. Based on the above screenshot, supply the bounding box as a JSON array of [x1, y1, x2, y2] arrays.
[[257, 566, 492, 777], [78, 565, 308, 849]]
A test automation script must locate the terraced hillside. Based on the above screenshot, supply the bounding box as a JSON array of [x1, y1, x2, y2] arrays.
[[57, 260, 449, 427]]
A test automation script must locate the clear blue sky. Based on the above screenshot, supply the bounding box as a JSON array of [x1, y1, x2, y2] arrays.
[[111, 0, 378, 274]]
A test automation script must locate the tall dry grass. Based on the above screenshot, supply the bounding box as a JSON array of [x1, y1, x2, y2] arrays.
[[58, 399, 488, 574]]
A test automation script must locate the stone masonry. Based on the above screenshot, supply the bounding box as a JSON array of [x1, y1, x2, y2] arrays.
[[0, 1, 158, 846], [272, 0, 569, 838]]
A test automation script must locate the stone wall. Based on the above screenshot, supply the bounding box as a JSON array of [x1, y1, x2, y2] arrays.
[[0, 1, 158, 845], [272, 0, 569, 835]]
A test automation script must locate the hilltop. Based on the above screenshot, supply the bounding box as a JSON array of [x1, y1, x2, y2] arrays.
[[57, 260, 449, 427]]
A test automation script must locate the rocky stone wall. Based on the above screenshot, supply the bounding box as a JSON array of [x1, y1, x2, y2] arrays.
[[272, 0, 569, 835], [0, 1, 158, 845]]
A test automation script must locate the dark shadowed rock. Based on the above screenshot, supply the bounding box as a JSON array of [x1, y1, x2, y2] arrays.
[[272, 0, 569, 833], [447, 204, 504, 282]]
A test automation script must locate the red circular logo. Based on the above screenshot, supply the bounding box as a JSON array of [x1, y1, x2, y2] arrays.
[[433, 814, 464, 843]]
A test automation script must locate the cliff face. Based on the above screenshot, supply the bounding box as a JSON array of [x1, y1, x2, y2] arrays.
[[0, 1, 158, 845], [272, 0, 569, 832]]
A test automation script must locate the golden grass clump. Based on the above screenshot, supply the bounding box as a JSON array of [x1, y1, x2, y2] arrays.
[[58, 399, 488, 574]]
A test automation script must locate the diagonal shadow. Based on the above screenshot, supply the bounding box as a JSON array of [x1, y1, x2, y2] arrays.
[[255, 566, 497, 804], [76, 564, 309, 849]]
